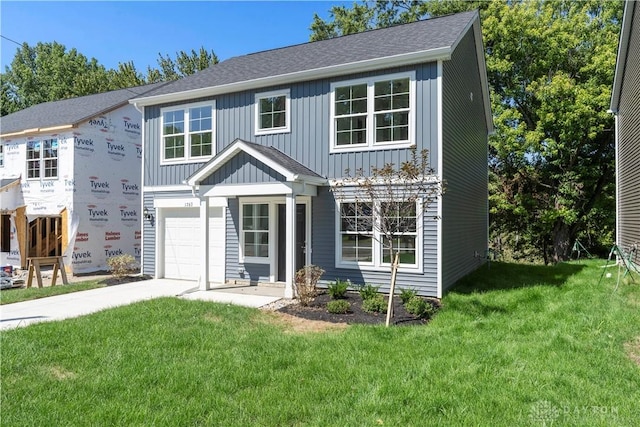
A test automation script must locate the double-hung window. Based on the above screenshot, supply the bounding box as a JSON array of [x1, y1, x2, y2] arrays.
[[337, 199, 420, 270], [241, 203, 270, 262], [0, 143, 4, 167], [26, 139, 58, 179], [255, 89, 290, 135], [161, 102, 214, 163], [331, 71, 415, 152]]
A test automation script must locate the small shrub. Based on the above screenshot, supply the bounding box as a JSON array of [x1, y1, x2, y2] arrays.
[[358, 284, 380, 301], [404, 296, 435, 319], [327, 299, 350, 314], [399, 288, 418, 304], [362, 294, 387, 313], [294, 265, 325, 306], [327, 279, 349, 299], [106, 254, 139, 279]]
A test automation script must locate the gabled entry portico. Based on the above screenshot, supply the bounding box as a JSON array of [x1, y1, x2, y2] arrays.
[[185, 139, 326, 298]]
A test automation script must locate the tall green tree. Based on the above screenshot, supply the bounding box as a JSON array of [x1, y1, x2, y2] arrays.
[[2, 43, 219, 116], [311, 0, 621, 263], [151, 47, 219, 81], [1, 41, 111, 113]]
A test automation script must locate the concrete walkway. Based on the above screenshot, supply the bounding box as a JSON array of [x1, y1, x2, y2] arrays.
[[0, 279, 283, 331]]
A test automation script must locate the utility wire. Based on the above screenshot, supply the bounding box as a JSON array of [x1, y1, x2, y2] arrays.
[[1, 35, 22, 46]]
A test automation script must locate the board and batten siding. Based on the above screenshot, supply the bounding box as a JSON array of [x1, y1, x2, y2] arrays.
[[617, 1, 640, 255], [224, 197, 271, 283], [312, 187, 439, 296], [441, 28, 489, 292], [142, 63, 439, 187], [201, 151, 286, 186]]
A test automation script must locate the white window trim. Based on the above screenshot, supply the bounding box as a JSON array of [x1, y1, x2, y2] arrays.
[[334, 198, 423, 272], [254, 89, 291, 135], [330, 71, 416, 153], [239, 198, 274, 265], [160, 100, 216, 165], [26, 139, 58, 180]]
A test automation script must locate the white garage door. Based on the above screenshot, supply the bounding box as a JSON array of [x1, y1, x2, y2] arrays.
[[163, 207, 225, 282]]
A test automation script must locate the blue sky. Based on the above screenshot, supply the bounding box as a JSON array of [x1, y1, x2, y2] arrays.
[[0, 1, 349, 72]]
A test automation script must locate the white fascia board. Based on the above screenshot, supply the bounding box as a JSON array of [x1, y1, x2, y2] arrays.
[[143, 185, 193, 193], [291, 174, 327, 186], [610, 0, 634, 112], [202, 182, 293, 197], [0, 124, 75, 138], [130, 47, 453, 108]]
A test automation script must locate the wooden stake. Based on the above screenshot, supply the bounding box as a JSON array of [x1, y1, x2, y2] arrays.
[[385, 252, 400, 327]]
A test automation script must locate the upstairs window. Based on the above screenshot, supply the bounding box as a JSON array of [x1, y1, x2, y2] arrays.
[[330, 72, 415, 152], [161, 102, 214, 163], [0, 144, 4, 167], [255, 89, 290, 135], [26, 139, 58, 179]]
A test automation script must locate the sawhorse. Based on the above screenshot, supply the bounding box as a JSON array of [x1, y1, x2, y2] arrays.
[[26, 256, 69, 288]]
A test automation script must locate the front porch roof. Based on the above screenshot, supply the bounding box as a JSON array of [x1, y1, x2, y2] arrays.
[[185, 139, 327, 187]]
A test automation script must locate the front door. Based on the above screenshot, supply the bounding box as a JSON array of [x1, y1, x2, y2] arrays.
[[277, 204, 306, 282]]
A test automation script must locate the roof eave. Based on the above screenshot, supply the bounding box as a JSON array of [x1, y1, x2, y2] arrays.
[[610, 1, 634, 112], [0, 124, 75, 138], [131, 47, 453, 108], [0, 99, 133, 138]]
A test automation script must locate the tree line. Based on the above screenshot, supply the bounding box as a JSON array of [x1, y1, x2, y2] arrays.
[[1, 0, 622, 264], [1, 43, 218, 116]]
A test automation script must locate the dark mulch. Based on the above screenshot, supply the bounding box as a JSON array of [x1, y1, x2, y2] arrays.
[[278, 291, 440, 326], [99, 275, 153, 286]]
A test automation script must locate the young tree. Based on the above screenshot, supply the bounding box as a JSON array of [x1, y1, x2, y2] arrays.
[[313, 0, 622, 263], [332, 148, 444, 326]]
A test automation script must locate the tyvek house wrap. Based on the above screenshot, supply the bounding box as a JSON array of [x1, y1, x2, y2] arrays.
[[0, 103, 142, 273]]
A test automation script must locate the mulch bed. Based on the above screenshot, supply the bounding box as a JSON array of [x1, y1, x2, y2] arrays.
[[278, 291, 440, 326]]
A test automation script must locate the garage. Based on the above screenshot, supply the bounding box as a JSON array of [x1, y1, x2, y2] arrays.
[[162, 207, 225, 283]]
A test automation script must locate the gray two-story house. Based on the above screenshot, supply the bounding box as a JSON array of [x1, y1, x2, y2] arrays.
[[611, 0, 640, 264], [131, 10, 492, 299]]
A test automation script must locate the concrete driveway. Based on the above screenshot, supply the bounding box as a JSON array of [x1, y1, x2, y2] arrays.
[[0, 279, 283, 330]]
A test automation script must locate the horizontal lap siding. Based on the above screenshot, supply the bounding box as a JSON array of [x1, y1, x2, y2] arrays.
[[142, 192, 155, 275], [441, 29, 489, 292], [312, 187, 439, 297], [618, 2, 640, 256], [143, 64, 439, 186]]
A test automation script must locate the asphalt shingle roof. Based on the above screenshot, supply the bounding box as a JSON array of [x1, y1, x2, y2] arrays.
[[136, 11, 477, 99], [0, 82, 167, 136], [242, 141, 324, 179]]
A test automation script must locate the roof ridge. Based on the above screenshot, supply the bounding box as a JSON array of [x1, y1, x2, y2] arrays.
[[226, 10, 477, 62]]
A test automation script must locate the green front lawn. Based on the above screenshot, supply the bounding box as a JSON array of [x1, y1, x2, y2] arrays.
[[0, 280, 105, 305], [1, 260, 639, 426]]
